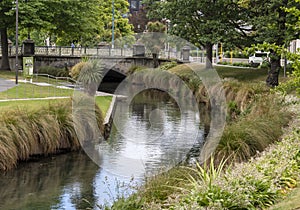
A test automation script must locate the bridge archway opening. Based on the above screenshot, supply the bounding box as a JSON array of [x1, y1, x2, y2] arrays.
[[98, 69, 126, 94]]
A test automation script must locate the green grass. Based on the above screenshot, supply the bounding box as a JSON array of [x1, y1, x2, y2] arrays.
[[0, 96, 112, 116], [95, 96, 113, 116], [215, 65, 269, 81], [0, 71, 15, 79], [0, 70, 70, 83], [0, 83, 74, 99], [0, 95, 110, 170], [0, 99, 68, 113], [270, 187, 300, 210]]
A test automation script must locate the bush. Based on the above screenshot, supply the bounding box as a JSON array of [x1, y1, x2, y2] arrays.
[[217, 61, 231, 65], [38, 66, 69, 77], [232, 62, 252, 67], [127, 65, 146, 75], [159, 61, 178, 70], [69, 61, 87, 80], [258, 60, 271, 69], [276, 58, 300, 96]]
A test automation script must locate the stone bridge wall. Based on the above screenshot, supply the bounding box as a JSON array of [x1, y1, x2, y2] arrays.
[[2, 55, 176, 75]]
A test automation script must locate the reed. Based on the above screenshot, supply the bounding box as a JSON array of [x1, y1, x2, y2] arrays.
[[215, 95, 291, 164], [0, 99, 104, 171]]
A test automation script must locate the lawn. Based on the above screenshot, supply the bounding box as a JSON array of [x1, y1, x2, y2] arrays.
[[215, 65, 268, 81], [214, 65, 289, 82], [0, 70, 72, 84], [95, 96, 113, 115], [0, 96, 112, 116], [0, 83, 74, 99]]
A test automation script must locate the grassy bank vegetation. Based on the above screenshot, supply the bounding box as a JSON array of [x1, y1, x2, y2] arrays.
[[0, 68, 112, 170], [0, 99, 104, 171], [0, 96, 112, 171], [109, 63, 296, 209]]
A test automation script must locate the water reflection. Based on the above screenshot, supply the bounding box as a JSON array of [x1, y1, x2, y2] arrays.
[[0, 90, 204, 209], [0, 152, 99, 210]]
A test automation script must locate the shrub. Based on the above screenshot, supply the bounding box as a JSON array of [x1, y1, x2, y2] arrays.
[[215, 95, 291, 164], [127, 65, 146, 75], [232, 62, 252, 67], [159, 61, 178, 70], [38, 66, 69, 77], [69, 61, 87, 80], [276, 58, 300, 96], [258, 60, 271, 69]]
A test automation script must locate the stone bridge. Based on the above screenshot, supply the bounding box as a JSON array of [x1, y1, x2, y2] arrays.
[[0, 44, 192, 75]]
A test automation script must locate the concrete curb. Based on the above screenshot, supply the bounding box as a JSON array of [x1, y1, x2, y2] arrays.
[[103, 95, 117, 139]]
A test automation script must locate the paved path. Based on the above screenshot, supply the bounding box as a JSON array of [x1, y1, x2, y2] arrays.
[[0, 78, 16, 92]]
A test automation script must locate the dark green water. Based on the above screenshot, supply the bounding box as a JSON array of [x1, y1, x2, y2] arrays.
[[0, 90, 204, 209]]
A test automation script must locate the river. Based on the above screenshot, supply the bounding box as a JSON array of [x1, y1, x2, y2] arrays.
[[0, 90, 205, 209]]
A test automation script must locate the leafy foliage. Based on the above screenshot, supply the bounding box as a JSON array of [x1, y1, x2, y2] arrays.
[[98, 0, 133, 44], [276, 53, 300, 96], [144, 0, 252, 65]]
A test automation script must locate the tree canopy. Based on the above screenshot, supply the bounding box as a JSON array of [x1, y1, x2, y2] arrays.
[[144, 0, 252, 67], [242, 0, 299, 86], [0, 0, 133, 70]]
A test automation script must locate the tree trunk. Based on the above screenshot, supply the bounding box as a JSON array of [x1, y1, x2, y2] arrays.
[[0, 27, 11, 71], [266, 51, 280, 87], [152, 53, 159, 68], [205, 43, 213, 69]]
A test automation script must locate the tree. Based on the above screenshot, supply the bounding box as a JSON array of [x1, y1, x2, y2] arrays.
[[140, 21, 167, 68], [276, 0, 300, 95], [0, 0, 15, 70], [0, 0, 104, 70], [0, 0, 134, 71], [98, 0, 133, 44], [77, 59, 104, 96], [243, 0, 299, 87], [144, 0, 251, 68]]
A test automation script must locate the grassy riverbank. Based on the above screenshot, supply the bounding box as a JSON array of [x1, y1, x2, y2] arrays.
[[108, 64, 297, 209], [0, 71, 112, 170], [0, 96, 111, 171]]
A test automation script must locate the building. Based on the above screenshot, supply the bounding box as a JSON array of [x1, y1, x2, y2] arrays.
[[289, 39, 300, 53], [128, 0, 149, 33], [128, 0, 143, 13]]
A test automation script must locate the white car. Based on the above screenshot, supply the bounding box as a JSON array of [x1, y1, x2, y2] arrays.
[[248, 51, 270, 65]]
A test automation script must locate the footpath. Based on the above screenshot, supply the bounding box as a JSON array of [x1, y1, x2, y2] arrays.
[[0, 78, 16, 92]]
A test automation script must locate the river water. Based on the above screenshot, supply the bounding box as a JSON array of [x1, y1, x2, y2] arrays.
[[0, 90, 204, 209]]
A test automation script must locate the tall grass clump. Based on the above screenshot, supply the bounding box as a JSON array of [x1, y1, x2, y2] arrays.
[[0, 99, 104, 171], [215, 95, 291, 164]]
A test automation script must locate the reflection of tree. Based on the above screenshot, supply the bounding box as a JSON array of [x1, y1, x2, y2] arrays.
[[0, 152, 99, 209]]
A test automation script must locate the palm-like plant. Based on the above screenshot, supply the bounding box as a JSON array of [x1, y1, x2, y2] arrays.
[[77, 59, 104, 96]]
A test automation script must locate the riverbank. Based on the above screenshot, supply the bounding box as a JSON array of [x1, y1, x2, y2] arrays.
[[110, 105, 298, 209], [108, 63, 297, 209], [0, 97, 111, 171], [138, 95, 299, 210], [0, 72, 113, 170]]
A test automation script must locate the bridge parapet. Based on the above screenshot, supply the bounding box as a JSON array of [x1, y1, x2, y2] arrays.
[[1, 45, 185, 61]]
